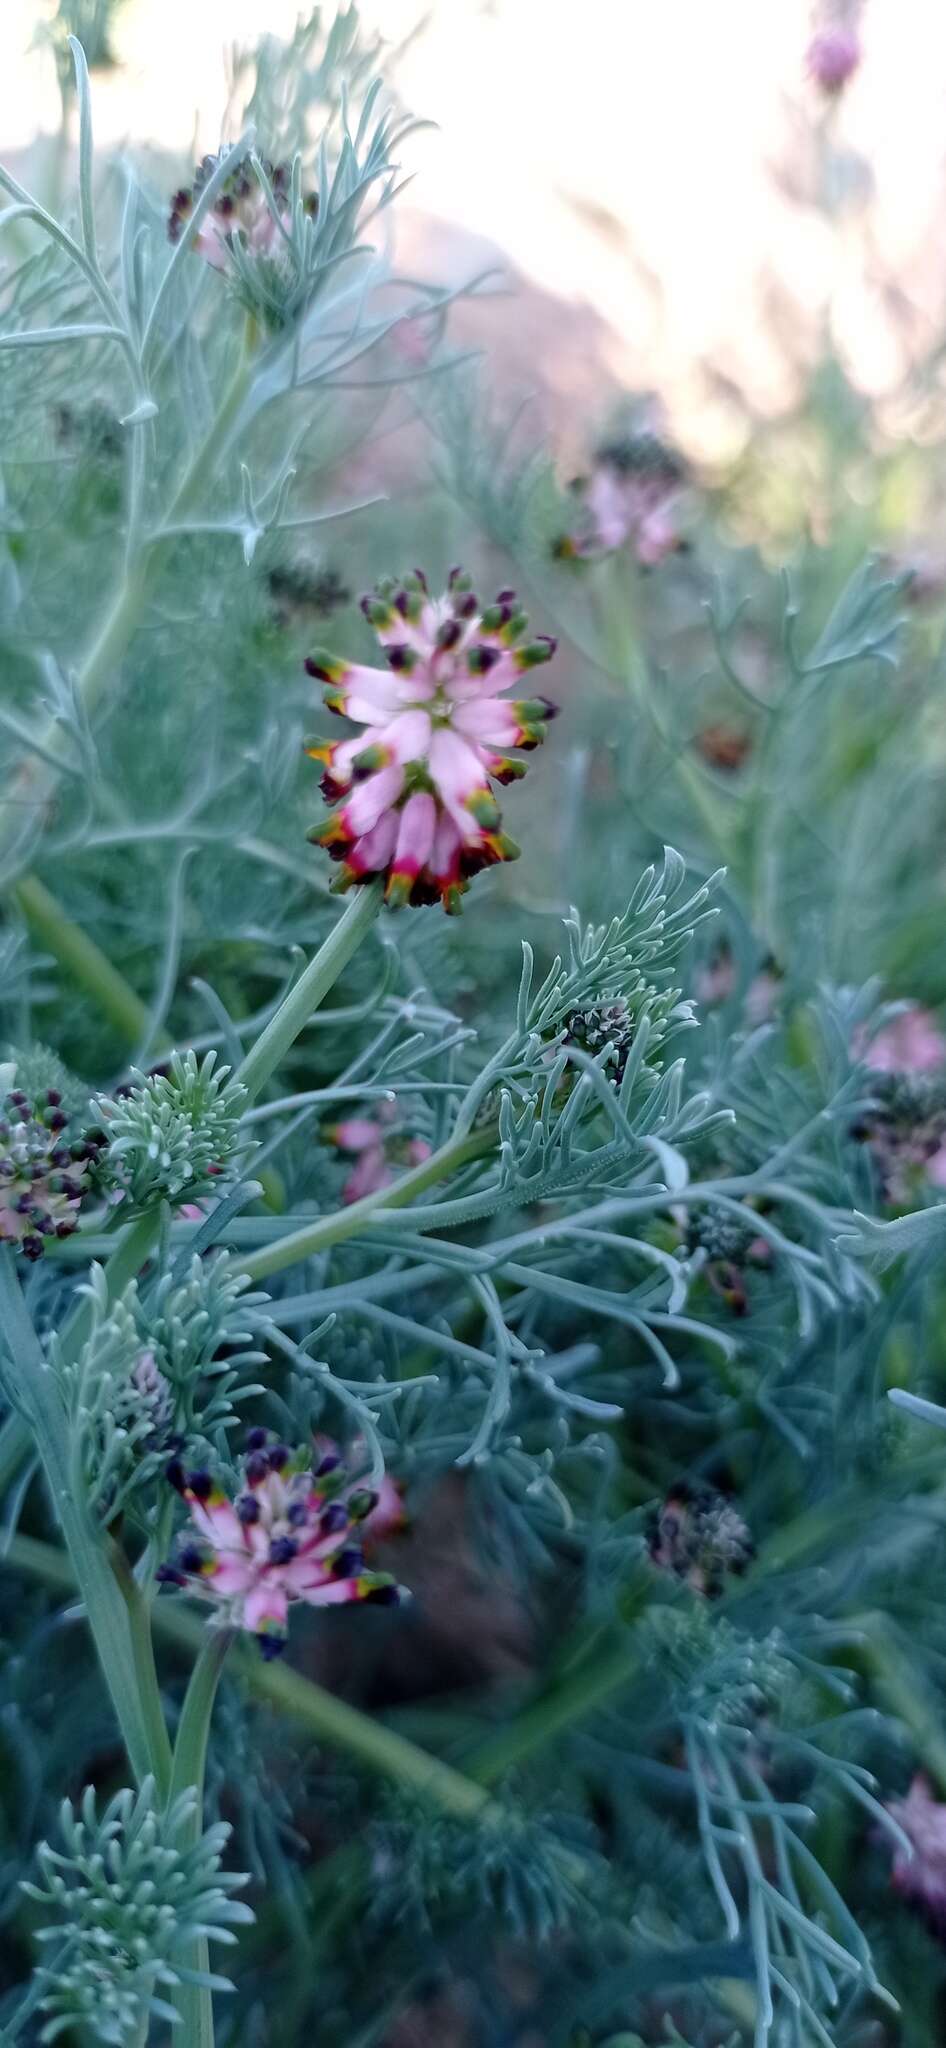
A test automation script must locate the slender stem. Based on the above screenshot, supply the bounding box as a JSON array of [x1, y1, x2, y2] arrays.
[[12, 874, 153, 1047], [110, 1542, 174, 1804], [167, 1631, 233, 2048], [0, 333, 256, 874], [241, 1122, 498, 1283], [236, 881, 384, 1106], [0, 1251, 163, 1786], [8, 1529, 493, 1819]]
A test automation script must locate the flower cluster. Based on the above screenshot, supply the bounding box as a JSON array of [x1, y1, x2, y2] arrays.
[[646, 1481, 755, 1597], [324, 1102, 431, 1203], [853, 1007, 946, 1199], [305, 569, 557, 912], [562, 997, 638, 1085], [885, 1777, 946, 1933], [0, 1069, 106, 1260], [24, 1780, 252, 2048], [683, 1202, 773, 1315], [558, 430, 687, 567], [160, 1433, 405, 1657], [168, 151, 316, 272]]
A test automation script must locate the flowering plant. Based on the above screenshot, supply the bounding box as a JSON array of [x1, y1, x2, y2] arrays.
[[0, 11, 945, 2048]]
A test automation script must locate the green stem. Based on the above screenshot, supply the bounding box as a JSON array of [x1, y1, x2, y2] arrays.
[[1, 333, 256, 872], [110, 1542, 174, 1805], [236, 880, 384, 1106], [0, 1252, 165, 1787], [8, 1529, 493, 1819], [466, 1632, 638, 1786], [167, 1631, 233, 2048], [241, 1122, 498, 1284], [12, 874, 153, 1047]]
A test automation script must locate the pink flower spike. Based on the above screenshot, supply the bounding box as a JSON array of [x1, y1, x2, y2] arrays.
[[885, 1776, 946, 1929], [861, 1008, 946, 1075], [307, 571, 557, 910], [160, 1434, 405, 1657]]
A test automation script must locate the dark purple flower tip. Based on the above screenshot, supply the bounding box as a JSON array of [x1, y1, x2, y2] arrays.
[[156, 1564, 186, 1586], [268, 1535, 298, 1565], [45, 1089, 62, 1107], [245, 1426, 269, 1451], [496, 587, 516, 603], [320, 1502, 349, 1535], [166, 1458, 186, 1493], [51, 1148, 71, 1168], [286, 1500, 307, 1526], [187, 1469, 213, 1500], [385, 643, 415, 673], [9, 1091, 27, 1108], [236, 1494, 261, 1525], [436, 618, 462, 651], [366, 1581, 402, 1606], [267, 1443, 289, 1472], [258, 1632, 288, 1661], [22, 1237, 44, 1261], [55, 1221, 74, 1239], [314, 1451, 342, 1477], [179, 1543, 205, 1574], [47, 1112, 67, 1133], [333, 1546, 364, 1578], [244, 1452, 270, 1486]]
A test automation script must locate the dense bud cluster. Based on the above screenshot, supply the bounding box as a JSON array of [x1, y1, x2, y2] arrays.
[[0, 1069, 106, 1260]]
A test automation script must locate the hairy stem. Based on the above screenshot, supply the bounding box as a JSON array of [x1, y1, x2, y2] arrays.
[[236, 880, 384, 1106]]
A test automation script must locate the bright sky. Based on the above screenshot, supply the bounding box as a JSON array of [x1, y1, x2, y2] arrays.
[[4, 1, 946, 446]]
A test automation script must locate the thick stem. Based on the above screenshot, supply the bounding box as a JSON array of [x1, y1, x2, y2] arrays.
[[110, 1542, 174, 1804], [167, 1631, 233, 2048], [236, 881, 384, 1106], [241, 1122, 498, 1284], [12, 874, 153, 1047], [0, 1251, 166, 1786]]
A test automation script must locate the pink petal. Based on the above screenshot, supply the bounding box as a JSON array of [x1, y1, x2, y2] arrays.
[[347, 810, 399, 877], [343, 1146, 393, 1203], [392, 791, 437, 878], [333, 1118, 383, 1154], [342, 764, 405, 837], [208, 1554, 257, 1596], [189, 1496, 247, 1549], [243, 1580, 289, 1633], [383, 708, 433, 763], [300, 1576, 369, 1607], [451, 697, 520, 746]]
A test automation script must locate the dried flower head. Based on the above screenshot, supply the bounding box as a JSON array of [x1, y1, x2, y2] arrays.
[[0, 1067, 106, 1260], [305, 568, 557, 912], [160, 1432, 405, 1657], [647, 1481, 754, 1597], [853, 1007, 946, 1198], [562, 997, 638, 1084], [324, 1101, 431, 1203]]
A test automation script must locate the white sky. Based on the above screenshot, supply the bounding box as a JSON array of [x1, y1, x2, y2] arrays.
[[4, 1, 946, 444]]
